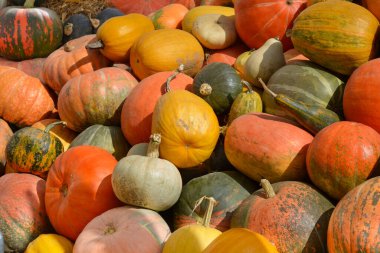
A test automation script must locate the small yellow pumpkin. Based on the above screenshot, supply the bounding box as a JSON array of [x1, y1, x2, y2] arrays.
[[25, 234, 73, 253]]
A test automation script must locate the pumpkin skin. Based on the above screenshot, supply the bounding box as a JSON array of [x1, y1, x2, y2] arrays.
[[291, 1, 380, 75], [58, 67, 138, 132], [0, 173, 52, 252], [130, 29, 205, 80], [0, 3, 63, 60], [0, 119, 12, 175], [151, 89, 220, 168], [231, 180, 335, 253], [120, 70, 193, 145], [173, 171, 258, 231], [108, 0, 195, 15], [234, 0, 307, 52], [0, 57, 45, 82], [224, 112, 313, 183], [306, 121, 380, 200], [73, 206, 171, 253], [25, 234, 73, 253], [203, 228, 279, 253], [42, 34, 113, 93], [0, 66, 55, 127], [149, 3, 189, 29], [343, 58, 380, 133], [327, 176, 380, 253], [45, 146, 123, 241], [193, 62, 242, 115]]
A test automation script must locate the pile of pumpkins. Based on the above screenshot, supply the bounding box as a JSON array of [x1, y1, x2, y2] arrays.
[[0, 0, 379, 252]]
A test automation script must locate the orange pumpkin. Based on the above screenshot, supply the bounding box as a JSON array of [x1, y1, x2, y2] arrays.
[[108, 0, 195, 15], [149, 3, 189, 29], [0, 57, 45, 83], [205, 42, 249, 66], [0, 119, 12, 175]]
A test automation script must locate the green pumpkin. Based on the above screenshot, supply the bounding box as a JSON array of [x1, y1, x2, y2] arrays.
[[193, 62, 242, 115], [69, 124, 130, 160]]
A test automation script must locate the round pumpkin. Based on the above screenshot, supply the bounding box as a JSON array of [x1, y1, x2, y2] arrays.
[[0, 173, 51, 252], [42, 34, 113, 93], [0, 119, 12, 175], [108, 0, 195, 15], [291, 1, 380, 75], [25, 234, 73, 253], [231, 179, 335, 253], [0, 66, 55, 127], [130, 28, 205, 80], [58, 67, 138, 132], [0, 0, 63, 60], [0, 57, 46, 82], [45, 146, 123, 241], [327, 176, 380, 253], [73, 206, 171, 253], [205, 42, 249, 66], [120, 70, 193, 145], [149, 3, 189, 29], [306, 121, 380, 200]]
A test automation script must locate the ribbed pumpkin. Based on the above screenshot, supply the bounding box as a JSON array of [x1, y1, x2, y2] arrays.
[[327, 176, 379, 253], [0, 119, 12, 175], [58, 67, 138, 132], [42, 34, 113, 93], [0, 173, 52, 252], [73, 206, 171, 253], [120, 70, 193, 145], [306, 121, 380, 200], [69, 124, 130, 160], [108, 0, 195, 15], [151, 89, 220, 168], [343, 58, 380, 133], [234, 0, 307, 51], [224, 112, 313, 183], [0, 66, 55, 127], [203, 228, 279, 253], [149, 3, 189, 29], [0, 0, 62, 60], [0, 57, 45, 82], [45, 146, 123, 241], [173, 171, 258, 231], [231, 179, 335, 253], [89, 13, 154, 63], [193, 62, 242, 115], [291, 1, 380, 75], [5, 121, 64, 179], [130, 29, 204, 80], [25, 234, 73, 253]]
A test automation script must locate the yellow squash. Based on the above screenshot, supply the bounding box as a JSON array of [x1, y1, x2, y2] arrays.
[[25, 234, 73, 253]]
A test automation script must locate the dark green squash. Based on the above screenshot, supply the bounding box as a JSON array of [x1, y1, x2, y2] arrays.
[[92, 7, 124, 33], [62, 13, 93, 44], [5, 121, 64, 179], [0, 0, 63, 60], [173, 171, 258, 232], [69, 124, 130, 161], [193, 62, 242, 115]]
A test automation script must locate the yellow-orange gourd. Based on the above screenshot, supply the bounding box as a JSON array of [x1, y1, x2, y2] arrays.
[[25, 234, 73, 253]]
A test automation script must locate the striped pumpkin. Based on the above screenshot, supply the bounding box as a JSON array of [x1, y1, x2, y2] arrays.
[[0, 0, 63, 60]]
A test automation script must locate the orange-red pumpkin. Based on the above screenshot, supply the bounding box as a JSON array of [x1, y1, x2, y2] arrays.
[[149, 3, 189, 29], [205, 42, 249, 66], [108, 0, 195, 15], [0, 119, 12, 175], [0, 57, 45, 82]]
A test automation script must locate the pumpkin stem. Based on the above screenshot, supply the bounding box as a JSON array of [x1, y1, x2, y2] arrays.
[[104, 223, 117, 235], [219, 125, 228, 136], [23, 0, 35, 8], [44, 121, 67, 134], [86, 40, 105, 50], [199, 83, 212, 96], [165, 64, 185, 93], [146, 133, 161, 158], [90, 18, 100, 29], [60, 184, 68, 197], [259, 78, 277, 98], [241, 80, 254, 94], [191, 196, 217, 227], [260, 179, 276, 198], [64, 42, 75, 52]]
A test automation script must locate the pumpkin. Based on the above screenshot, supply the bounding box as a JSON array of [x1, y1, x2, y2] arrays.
[[0, 173, 51, 252], [120, 69, 193, 145], [69, 124, 130, 160], [231, 179, 335, 253], [25, 234, 73, 253], [31, 118, 77, 151], [203, 228, 279, 253], [88, 13, 154, 63], [193, 62, 242, 115], [6, 121, 64, 178], [42, 34, 113, 93], [108, 0, 195, 15], [151, 87, 220, 168], [62, 13, 93, 44], [291, 1, 379, 75], [163, 196, 222, 253], [362, 0, 380, 21], [0, 66, 55, 127], [0, 0, 62, 60], [45, 146, 123, 241], [130, 29, 204, 80], [224, 112, 313, 183], [283, 48, 308, 64], [149, 3, 189, 29], [307, 0, 352, 5], [0, 119, 12, 175], [92, 7, 124, 33], [195, 0, 234, 5], [173, 171, 258, 231], [112, 133, 182, 211], [327, 176, 380, 253], [306, 121, 380, 200], [73, 206, 171, 253], [343, 58, 380, 133], [262, 60, 345, 120], [234, 0, 307, 52], [205, 41, 248, 66], [0, 57, 45, 82], [58, 67, 138, 132]]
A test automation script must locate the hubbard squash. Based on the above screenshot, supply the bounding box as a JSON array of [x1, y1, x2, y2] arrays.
[[25, 234, 73, 253]]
